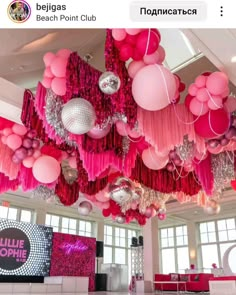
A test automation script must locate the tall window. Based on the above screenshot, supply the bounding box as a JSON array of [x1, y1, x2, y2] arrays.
[[160, 225, 189, 274], [199, 218, 236, 272], [0, 205, 34, 223], [45, 213, 94, 237]]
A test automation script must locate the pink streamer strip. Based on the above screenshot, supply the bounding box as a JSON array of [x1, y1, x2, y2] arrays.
[[0, 141, 20, 180]]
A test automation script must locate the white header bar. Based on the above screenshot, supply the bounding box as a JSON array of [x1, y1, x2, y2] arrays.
[[1, 0, 236, 28]]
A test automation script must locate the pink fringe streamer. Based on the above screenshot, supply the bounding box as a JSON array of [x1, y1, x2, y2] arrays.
[[0, 173, 19, 194], [137, 104, 206, 154], [0, 141, 20, 180]]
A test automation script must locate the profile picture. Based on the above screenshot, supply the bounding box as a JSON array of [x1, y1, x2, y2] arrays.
[[8, 0, 31, 23]]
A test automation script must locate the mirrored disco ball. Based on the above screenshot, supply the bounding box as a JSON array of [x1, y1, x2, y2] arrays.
[[115, 216, 125, 224], [61, 98, 96, 134], [99, 71, 121, 95]]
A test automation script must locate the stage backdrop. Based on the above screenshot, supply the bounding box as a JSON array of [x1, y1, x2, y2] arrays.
[[0, 219, 53, 276], [50, 232, 96, 291]]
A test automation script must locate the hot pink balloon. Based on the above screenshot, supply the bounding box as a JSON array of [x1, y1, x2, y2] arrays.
[[22, 156, 35, 168], [158, 212, 166, 221], [127, 60, 146, 79], [87, 124, 111, 139], [12, 124, 27, 136], [207, 96, 223, 110], [44, 66, 54, 78], [32, 155, 61, 183], [136, 30, 160, 56], [6, 134, 22, 150], [125, 29, 141, 35], [119, 44, 134, 61], [51, 77, 66, 96], [188, 83, 198, 96], [3, 128, 13, 136], [189, 97, 209, 116], [206, 72, 229, 95], [112, 29, 127, 41], [132, 65, 176, 111], [43, 52, 56, 67], [42, 77, 52, 89], [196, 88, 209, 102], [142, 147, 169, 170], [68, 156, 77, 169], [224, 96, 236, 112], [50, 57, 68, 78], [56, 48, 72, 59], [195, 75, 207, 88]]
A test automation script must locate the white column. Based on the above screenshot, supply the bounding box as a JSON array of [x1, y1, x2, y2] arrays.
[[95, 220, 105, 273], [187, 221, 198, 268], [142, 217, 160, 291], [35, 208, 47, 225]]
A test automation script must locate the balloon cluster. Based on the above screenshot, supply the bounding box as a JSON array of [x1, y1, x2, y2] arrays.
[[42, 48, 72, 96], [187, 72, 229, 117], [0, 124, 40, 167]]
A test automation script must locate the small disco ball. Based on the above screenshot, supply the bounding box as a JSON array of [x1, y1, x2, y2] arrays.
[[61, 98, 96, 134], [98, 71, 121, 95], [78, 201, 92, 216], [115, 216, 125, 224]]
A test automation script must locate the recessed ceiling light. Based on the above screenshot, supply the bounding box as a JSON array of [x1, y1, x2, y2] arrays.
[[231, 56, 236, 63]]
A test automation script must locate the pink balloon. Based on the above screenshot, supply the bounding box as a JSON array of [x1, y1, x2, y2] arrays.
[[50, 57, 67, 78], [143, 51, 160, 65], [6, 134, 22, 150], [132, 48, 143, 61], [96, 192, 109, 203], [116, 121, 128, 136], [22, 156, 35, 168], [207, 96, 223, 110], [207, 144, 223, 154], [196, 88, 209, 102], [125, 29, 141, 35], [157, 46, 166, 64], [189, 98, 209, 116], [136, 30, 160, 56], [101, 202, 110, 210], [14, 147, 28, 160], [33, 149, 41, 159], [1, 135, 7, 144], [195, 75, 207, 88], [3, 128, 13, 136], [42, 77, 52, 89], [224, 96, 236, 112], [44, 67, 54, 78], [27, 148, 34, 156], [43, 52, 56, 67], [27, 130, 37, 139], [112, 29, 127, 41], [188, 83, 198, 96], [32, 155, 61, 184], [158, 213, 166, 221], [68, 156, 77, 169], [206, 72, 229, 95], [132, 65, 176, 111], [12, 124, 27, 136], [142, 147, 169, 170], [119, 44, 134, 61], [22, 138, 33, 149], [32, 139, 40, 149], [221, 87, 230, 98], [131, 200, 138, 210], [56, 48, 72, 59], [87, 124, 111, 139], [128, 60, 145, 79], [127, 127, 141, 138], [51, 77, 66, 96], [60, 151, 69, 161]]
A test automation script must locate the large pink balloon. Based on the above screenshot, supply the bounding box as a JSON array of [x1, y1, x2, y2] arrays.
[[50, 57, 67, 78], [206, 72, 229, 95], [132, 65, 176, 111], [127, 60, 146, 79], [12, 124, 28, 136], [56, 48, 72, 59], [51, 77, 66, 96], [189, 98, 209, 116], [33, 155, 61, 183], [6, 134, 22, 150], [43, 52, 56, 67], [142, 147, 169, 170], [87, 124, 111, 139]]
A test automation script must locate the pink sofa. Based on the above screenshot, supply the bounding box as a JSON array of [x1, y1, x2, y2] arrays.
[[154, 273, 214, 292]]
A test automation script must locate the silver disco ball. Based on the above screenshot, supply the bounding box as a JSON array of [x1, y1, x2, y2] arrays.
[[78, 201, 93, 216], [61, 98, 96, 134], [110, 188, 133, 204], [99, 71, 121, 95], [115, 216, 125, 224]]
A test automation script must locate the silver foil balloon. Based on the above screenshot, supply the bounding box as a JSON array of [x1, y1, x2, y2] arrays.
[[99, 71, 121, 95], [78, 201, 93, 216], [61, 98, 96, 134], [110, 188, 133, 204], [116, 216, 125, 224]]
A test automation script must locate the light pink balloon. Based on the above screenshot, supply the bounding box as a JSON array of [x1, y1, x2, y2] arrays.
[[12, 124, 27, 136], [195, 75, 207, 88], [101, 202, 110, 209], [143, 51, 160, 65], [142, 147, 169, 170], [1, 135, 7, 144], [116, 120, 128, 136], [50, 57, 68, 78], [22, 156, 35, 168], [156, 45, 166, 64], [189, 98, 209, 116], [56, 48, 72, 59], [196, 88, 209, 102], [127, 60, 146, 79], [33, 155, 61, 183], [44, 67, 54, 78], [68, 156, 77, 169], [96, 192, 110, 203], [6, 134, 22, 150], [207, 96, 223, 110], [127, 126, 141, 138], [188, 83, 198, 96], [43, 52, 56, 67], [87, 124, 111, 139], [125, 29, 141, 35], [132, 65, 176, 111], [42, 77, 52, 89], [33, 149, 41, 159], [224, 96, 236, 112], [3, 128, 13, 136], [206, 72, 229, 95], [131, 200, 139, 210], [51, 77, 66, 96], [112, 29, 127, 41]]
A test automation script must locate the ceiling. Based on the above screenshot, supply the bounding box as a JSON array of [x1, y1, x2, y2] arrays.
[[1, 28, 236, 226]]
